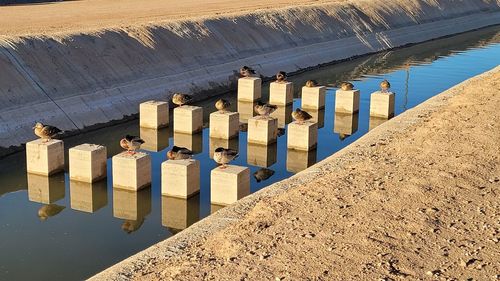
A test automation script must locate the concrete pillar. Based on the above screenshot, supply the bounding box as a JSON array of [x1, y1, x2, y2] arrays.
[[269, 81, 293, 105], [139, 100, 169, 129], [161, 159, 200, 198], [140, 127, 170, 152], [334, 112, 359, 137], [309, 109, 325, 129], [286, 148, 317, 173], [270, 104, 293, 128], [69, 143, 107, 183], [70, 180, 108, 213], [112, 152, 151, 191], [237, 101, 257, 122], [211, 165, 250, 206], [161, 195, 200, 231], [369, 116, 390, 131], [209, 137, 239, 159], [287, 121, 318, 151], [301, 86, 326, 110], [174, 132, 203, 154], [113, 187, 151, 220], [247, 143, 277, 168], [370, 91, 395, 118], [247, 116, 278, 145], [209, 111, 239, 139], [335, 89, 360, 113], [27, 173, 65, 204], [26, 139, 64, 176], [173, 105, 203, 134], [238, 77, 262, 101]]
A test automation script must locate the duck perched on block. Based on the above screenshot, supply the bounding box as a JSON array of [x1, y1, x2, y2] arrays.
[[380, 79, 391, 93], [340, 82, 354, 91], [240, 66, 256, 77], [120, 135, 145, 154], [167, 146, 193, 160], [33, 122, 62, 142], [172, 93, 192, 106], [276, 71, 287, 83], [215, 99, 231, 113], [305, 80, 318, 87], [292, 108, 313, 124], [213, 147, 238, 169], [254, 101, 277, 119]]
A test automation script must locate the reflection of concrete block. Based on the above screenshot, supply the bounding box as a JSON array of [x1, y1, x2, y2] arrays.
[[334, 112, 359, 136], [70, 180, 108, 213], [209, 137, 239, 159], [174, 132, 203, 154], [287, 121, 318, 151], [161, 195, 200, 231], [140, 100, 169, 129], [309, 109, 325, 129], [370, 91, 395, 118], [211, 165, 250, 206], [113, 187, 151, 220], [210, 204, 225, 214], [369, 116, 390, 131], [302, 86, 326, 109], [270, 104, 292, 128], [69, 144, 107, 183], [335, 89, 360, 113], [27, 173, 65, 204], [237, 101, 256, 122], [209, 111, 239, 139], [112, 152, 151, 190], [173, 105, 203, 134], [247, 143, 277, 168], [161, 159, 200, 198], [238, 77, 261, 101], [140, 127, 170, 152], [26, 139, 64, 176], [286, 149, 317, 173], [269, 82, 293, 105], [247, 117, 277, 145]]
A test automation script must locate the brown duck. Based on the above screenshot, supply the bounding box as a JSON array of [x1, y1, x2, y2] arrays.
[[215, 98, 231, 113], [240, 66, 256, 78], [292, 108, 313, 124], [33, 122, 62, 142], [214, 147, 239, 169], [254, 101, 278, 118], [380, 79, 391, 93], [305, 80, 318, 87], [120, 135, 145, 154], [172, 93, 192, 106], [167, 146, 193, 160], [340, 82, 354, 91], [276, 71, 287, 83]]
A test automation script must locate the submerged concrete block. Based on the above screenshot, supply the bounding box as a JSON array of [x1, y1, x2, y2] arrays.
[[286, 148, 317, 173], [209, 137, 239, 159], [247, 143, 277, 168], [27, 173, 65, 204], [161, 159, 200, 198], [113, 187, 151, 221], [173, 105, 203, 134], [269, 81, 293, 105], [270, 104, 293, 128], [370, 91, 395, 118], [161, 195, 200, 231], [70, 180, 108, 213], [335, 89, 360, 113], [238, 77, 262, 101], [211, 165, 250, 206], [26, 139, 64, 176], [139, 100, 169, 129], [302, 86, 326, 109], [174, 132, 203, 154], [334, 112, 359, 137], [287, 121, 318, 151], [69, 143, 107, 183], [140, 127, 170, 152], [112, 152, 151, 191], [209, 111, 239, 139], [247, 116, 278, 145]]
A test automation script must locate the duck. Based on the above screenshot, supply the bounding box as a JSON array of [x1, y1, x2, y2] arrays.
[[215, 98, 231, 113], [33, 122, 62, 142], [340, 82, 354, 91], [254, 101, 278, 118], [240, 66, 256, 77], [292, 108, 313, 124], [38, 204, 65, 221], [277, 127, 286, 137], [380, 79, 391, 93], [167, 146, 193, 160], [213, 147, 239, 169], [120, 135, 145, 154], [276, 71, 287, 83], [172, 93, 193, 106], [305, 80, 318, 87], [253, 168, 275, 182]]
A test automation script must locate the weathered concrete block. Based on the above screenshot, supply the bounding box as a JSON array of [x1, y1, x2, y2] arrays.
[[70, 180, 108, 213], [26, 139, 64, 176], [173, 105, 203, 134], [302, 86, 326, 109], [27, 173, 65, 204], [370, 91, 395, 118], [174, 132, 203, 154], [112, 152, 151, 190], [269, 81, 293, 105], [209, 137, 239, 159], [309, 109, 325, 129], [247, 117, 278, 145], [140, 127, 170, 152], [287, 121, 318, 151], [139, 100, 169, 129], [69, 143, 107, 183], [161, 159, 200, 198], [238, 77, 261, 101], [270, 104, 293, 128], [334, 112, 359, 137], [161, 195, 200, 231], [247, 143, 277, 168], [209, 111, 239, 139], [211, 165, 250, 206], [237, 101, 257, 122], [369, 116, 390, 131], [335, 89, 360, 113], [286, 148, 317, 173], [113, 187, 151, 220]]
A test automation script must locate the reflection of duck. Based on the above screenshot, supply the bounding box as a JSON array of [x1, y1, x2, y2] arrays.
[[239, 123, 248, 132], [120, 135, 145, 154], [277, 128, 286, 137], [254, 101, 277, 118], [38, 204, 65, 221], [380, 79, 391, 93], [172, 93, 192, 106], [214, 147, 238, 168], [240, 66, 256, 77], [305, 80, 318, 87], [339, 133, 349, 141], [121, 218, 145, 234], [340, 82, 354, 91], [167, 146, 193, 160], [253, 168, 275, 182], [33, 122, 62, 142], [276, 71, 287, 83], [292, 108, 313, 124], [215, 99, 231, 113]]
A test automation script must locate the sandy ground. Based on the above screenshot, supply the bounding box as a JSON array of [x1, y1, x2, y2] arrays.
[[96, 68, 500, 280]]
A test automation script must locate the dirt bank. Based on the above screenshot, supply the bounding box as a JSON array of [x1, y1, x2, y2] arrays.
[[92, 67, 500, 280], [0, 0, 498, 149]]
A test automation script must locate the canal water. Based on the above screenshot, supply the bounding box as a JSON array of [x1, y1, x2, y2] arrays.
[[0, 26, 499, 280]]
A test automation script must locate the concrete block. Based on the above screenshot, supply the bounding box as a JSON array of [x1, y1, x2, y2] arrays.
[[69, 143, 107, 183], [237, 101, 257, 122], [174, 132, 203, 154], [209, 137, 239, 159], [139, 100, 169, 129], [112, 152, 151, 191], [286, 148, 317, 173], [301, 86, 326, 109], [269, 81, 293, 105], [247, 116, 278, 145], [26, 139, 64, 176], [335, 89, 360, 113], [209, 111, 239, 139], [113, 187, 151, 220], [287, 121, 318, 151], [140, 127, 170, 152], [161, 159, 200, 198], [334, 112, 359, 137], [309, 109, 325, 129], [370, 91, 395, 118], [70, 180, 108, 213], [270, 104, 293, 128], [161, 195, 200, 231], [27, 173, 65, 204], [173, 105, 203, 134], [238, 77, 261, 101], [247, 143, 277, 168], [211, 165, 250, 206], [369, 116, 390, 131]]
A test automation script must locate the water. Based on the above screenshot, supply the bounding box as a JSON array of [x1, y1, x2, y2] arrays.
[[0, 26, 499, 280]]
